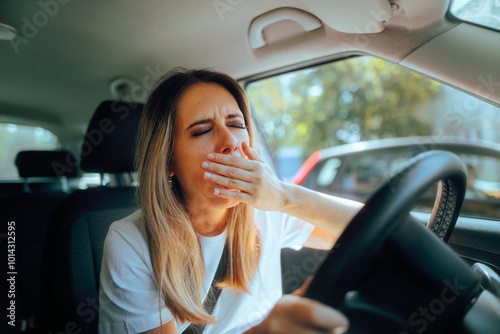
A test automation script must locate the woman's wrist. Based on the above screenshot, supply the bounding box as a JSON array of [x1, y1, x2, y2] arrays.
[[279, 182, 296, 212], [279, 182, 305, 214]]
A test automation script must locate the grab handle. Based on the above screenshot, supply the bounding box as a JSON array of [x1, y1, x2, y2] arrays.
[[248, 7, 322, 49]]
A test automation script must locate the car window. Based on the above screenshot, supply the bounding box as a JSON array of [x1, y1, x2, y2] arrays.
[[316, 157, 341, 187], [302, 148, 412, 198], [461, 154, 500, 199], [450, 0, 500, 32], [246, 56, 500, 220], [0, 123, 60, 178]]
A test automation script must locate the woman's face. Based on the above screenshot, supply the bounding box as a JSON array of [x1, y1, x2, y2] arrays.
[[171, 82, 250, 210]]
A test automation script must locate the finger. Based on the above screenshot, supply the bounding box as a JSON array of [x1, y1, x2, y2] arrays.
[[204, 172, 251, 192], [207, 152, 256, 171], [255, 301, 332, 334], [213, 187, 252, 202], [242, 141, 264, 162], [291, 276, 314, 297], [280, 295, 350, 332], [202, 161, 253, 182]]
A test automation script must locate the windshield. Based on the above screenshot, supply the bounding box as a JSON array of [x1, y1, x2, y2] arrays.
[[246, 56, 500, 220], [450, 0, 500, 32]]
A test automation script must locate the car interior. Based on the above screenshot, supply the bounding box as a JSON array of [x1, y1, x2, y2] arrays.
[[1, 0, 500, 333]]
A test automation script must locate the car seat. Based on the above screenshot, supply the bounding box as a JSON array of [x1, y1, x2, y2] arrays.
[[41, 101, 143, 334], [1, 150, 77, 334]]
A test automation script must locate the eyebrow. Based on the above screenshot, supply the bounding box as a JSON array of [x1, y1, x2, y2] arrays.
[[186, 113, 244, 130]]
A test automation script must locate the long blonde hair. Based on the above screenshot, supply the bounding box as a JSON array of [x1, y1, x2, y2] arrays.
[[135, 69, 261, 325]]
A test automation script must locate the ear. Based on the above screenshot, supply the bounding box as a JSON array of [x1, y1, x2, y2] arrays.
[[168, 170, 174, 177]]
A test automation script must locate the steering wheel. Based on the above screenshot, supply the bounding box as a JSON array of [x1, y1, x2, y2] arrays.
[[304, 150, 487, 333]]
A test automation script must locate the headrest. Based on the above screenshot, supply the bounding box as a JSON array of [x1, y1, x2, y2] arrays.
[[15, 150, 78, 178], [80, 101, 143, 173]]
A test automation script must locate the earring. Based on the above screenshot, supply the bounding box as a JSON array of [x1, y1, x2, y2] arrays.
[[168, 175, 173, 188]]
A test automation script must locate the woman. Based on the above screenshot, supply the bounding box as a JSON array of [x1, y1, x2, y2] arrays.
[[99, 69, 361, 333]]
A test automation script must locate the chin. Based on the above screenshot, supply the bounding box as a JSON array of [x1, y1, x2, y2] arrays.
[[204, 184, 240, 208], [213, 195, 240, 209]]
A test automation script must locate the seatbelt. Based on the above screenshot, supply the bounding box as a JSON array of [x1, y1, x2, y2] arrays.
[[183, 244, 228, 334]]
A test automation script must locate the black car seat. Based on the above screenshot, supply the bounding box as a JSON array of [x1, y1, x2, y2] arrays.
[[41, 101, 143, 334], [15, 150, 79, 193], [1, 150, 77, 334]]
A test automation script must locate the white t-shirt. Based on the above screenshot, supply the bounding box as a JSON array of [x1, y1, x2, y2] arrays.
[[98, 209, 315, 334]]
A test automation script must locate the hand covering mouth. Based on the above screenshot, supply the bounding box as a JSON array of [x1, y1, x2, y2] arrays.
[[220, 185, 241, 192], [209, 148, 244, 192]]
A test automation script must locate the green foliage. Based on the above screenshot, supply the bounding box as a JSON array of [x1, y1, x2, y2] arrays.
[[246, 56, 442, 161]]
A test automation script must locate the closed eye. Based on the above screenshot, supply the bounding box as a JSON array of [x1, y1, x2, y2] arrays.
[[192, 129, 211, 137], [229, 124, 247, 129], [192, 124, 246, 137]]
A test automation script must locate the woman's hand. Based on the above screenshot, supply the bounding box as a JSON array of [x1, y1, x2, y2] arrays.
[[243, 277, 349, 334], [202, 140, 362, 240], [201, 141, 287, 211]]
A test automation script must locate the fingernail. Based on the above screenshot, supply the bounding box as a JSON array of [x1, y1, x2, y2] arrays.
[[208, 153, 215, 160], [204, 172, 211, 179], [214, 188, 220, 195], [318, 308, 349, 331], [201, 161, 209, 169]]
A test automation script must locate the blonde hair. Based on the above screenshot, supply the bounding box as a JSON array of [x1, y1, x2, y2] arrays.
[[135, 68, 261, 325]]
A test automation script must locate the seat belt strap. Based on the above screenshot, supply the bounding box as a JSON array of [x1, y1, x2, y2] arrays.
[[183, 244, 228, 334]]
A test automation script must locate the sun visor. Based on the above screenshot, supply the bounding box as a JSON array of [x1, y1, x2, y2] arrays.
[[299, 0, 393, 34]]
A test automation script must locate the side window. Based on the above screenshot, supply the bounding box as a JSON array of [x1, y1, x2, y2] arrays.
[[342, 149, 412, 193], [316, 158, 341, 187], [246, 56, 500, 220], [460, 154, 500, 200], [0, 123, 60, 178], [309, 149, 412, 200]]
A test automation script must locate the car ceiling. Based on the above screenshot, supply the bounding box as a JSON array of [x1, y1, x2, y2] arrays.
[[0, 0, 497, 146]]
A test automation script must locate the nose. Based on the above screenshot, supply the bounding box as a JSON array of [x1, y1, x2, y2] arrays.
[[217, 127, 239, 154]]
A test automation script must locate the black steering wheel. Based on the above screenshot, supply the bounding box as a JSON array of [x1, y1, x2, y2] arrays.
[[304, 150, 489, 333]]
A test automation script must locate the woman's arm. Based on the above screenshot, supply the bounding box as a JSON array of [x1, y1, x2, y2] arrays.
[[202, 142, 363, 245], [281, 183, 362, 239], [243, 277, 349, 334], [139, 286, 348, 334], [282, 185, 362, 250], [243, 295, 349, 334]]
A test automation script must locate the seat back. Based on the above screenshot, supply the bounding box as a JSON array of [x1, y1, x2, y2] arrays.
[[1, 150, 77, 333], [41, 101, 143, 333], [70, 206, 137, 332]]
